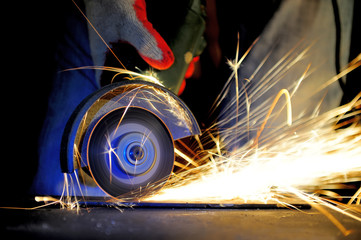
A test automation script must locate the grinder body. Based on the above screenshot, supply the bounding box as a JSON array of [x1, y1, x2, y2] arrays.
[[60, 0, 206, 199]]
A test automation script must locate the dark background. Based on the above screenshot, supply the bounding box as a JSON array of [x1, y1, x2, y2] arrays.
[[2, 0, 360, 204]]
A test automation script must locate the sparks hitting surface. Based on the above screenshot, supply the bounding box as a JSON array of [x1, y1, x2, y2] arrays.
[[145, 43, 361, 234], [146, 44, 361, 205]]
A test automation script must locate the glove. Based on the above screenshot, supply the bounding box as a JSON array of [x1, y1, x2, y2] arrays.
[[85, 0, 174, 74]]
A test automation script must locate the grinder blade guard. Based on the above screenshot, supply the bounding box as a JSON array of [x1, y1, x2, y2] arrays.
[[61, 80, 200, 199]]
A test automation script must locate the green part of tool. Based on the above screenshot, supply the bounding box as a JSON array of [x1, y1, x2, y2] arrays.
[[156, 0, 207, 94]]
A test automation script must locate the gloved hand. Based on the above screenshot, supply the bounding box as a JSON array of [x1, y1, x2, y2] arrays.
[[85, 0, 174, 79]]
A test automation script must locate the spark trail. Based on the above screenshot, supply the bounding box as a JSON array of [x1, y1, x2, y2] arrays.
[[144, 43, 361, 235]]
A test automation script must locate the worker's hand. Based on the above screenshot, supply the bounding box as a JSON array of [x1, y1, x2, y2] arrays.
[[85, 0, 174, 71]]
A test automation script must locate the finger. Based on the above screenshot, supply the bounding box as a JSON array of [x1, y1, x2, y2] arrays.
[[131, 0, 174, 70]]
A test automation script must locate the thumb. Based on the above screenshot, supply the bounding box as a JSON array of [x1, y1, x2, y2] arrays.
[[128, 0, 174, 70]]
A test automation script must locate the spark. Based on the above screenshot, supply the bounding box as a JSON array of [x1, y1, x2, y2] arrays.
[[175, 147, 200, 168], [253, 88, 292, 147], [104, 133, 135, 186], [63, 66, 164, 86], [144, 41, 361, 234], [105, 136, 115, 184], [71, 0, 126, 70], [2, 173, 82, 212], [111, 87, 139, 137], [313, 53, 361, 95]]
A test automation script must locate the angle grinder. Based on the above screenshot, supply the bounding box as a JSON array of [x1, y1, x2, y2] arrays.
[[61, 0, 206, 199]]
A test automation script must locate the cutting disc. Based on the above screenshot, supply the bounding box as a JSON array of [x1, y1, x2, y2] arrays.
[[87, 107, 174, 199]]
